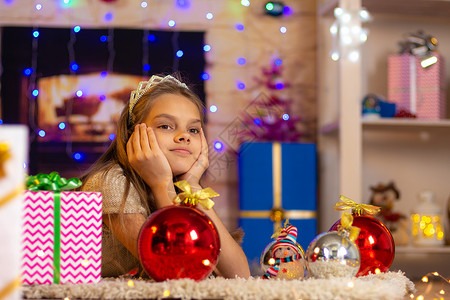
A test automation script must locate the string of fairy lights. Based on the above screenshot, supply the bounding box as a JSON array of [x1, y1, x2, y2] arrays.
[[1, 0, 294, 163]]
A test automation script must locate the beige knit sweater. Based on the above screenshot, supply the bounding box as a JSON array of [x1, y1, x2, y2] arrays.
[[82, 165, 148, 277]]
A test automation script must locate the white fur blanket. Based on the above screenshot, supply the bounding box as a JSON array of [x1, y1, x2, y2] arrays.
[[22, 271, 415, 300]]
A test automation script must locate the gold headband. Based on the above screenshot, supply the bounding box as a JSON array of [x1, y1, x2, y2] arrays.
[[128, 75, 189, 124]]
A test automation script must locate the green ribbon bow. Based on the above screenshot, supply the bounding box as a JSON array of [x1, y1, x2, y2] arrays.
[[26, 172, 81, 284], [26, 172, 81, 192]]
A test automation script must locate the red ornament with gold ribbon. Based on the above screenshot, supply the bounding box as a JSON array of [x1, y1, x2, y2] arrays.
[[329, 195, 395, 277], [138, 181, 221, 281]]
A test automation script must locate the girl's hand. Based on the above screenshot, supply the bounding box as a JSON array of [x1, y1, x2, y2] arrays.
[[126, 124, 173, 190], [178, 129, 209, 188]]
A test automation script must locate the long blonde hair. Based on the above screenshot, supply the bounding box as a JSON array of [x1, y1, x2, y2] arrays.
[[80, 74, 205, 214]]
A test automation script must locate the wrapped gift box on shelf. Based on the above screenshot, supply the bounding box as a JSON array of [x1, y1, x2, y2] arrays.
[[387, 53, 446, 120], [21, 175, 102, 285], [238, 142, 317, 265], [0, 125, 28, 300]]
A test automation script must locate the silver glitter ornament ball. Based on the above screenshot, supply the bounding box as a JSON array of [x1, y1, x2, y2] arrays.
[[306, 231, 360, 278]]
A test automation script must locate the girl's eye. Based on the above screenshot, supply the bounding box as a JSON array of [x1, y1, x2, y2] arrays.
[[189, 128, 200, 134], [158, 124, 172, 130]]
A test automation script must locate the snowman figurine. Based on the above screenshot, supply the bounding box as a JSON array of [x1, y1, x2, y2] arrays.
[[262, 223, 306, 280]]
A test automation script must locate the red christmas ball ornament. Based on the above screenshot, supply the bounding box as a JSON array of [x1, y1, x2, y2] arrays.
[[138, 205, 220, 281], [330, 214, 395, 276]]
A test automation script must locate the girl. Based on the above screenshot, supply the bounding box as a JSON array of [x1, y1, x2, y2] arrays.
[[80, 74, 250, 279]]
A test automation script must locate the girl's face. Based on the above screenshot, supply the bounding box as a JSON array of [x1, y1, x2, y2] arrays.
[[143, 93, 202, 176]]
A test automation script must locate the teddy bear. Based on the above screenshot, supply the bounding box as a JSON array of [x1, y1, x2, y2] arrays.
[[262, 223, 306, 280], [369, 182, 409, 246]]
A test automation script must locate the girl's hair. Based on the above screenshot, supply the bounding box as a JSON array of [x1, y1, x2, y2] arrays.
[[80, 74, 205, 215]]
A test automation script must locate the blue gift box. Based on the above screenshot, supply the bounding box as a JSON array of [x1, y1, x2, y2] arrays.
[[238, 142, 317, 266]]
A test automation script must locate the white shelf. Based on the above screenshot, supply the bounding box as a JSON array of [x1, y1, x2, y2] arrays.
[[320, 119, 450, 134], [362, 118, 450, 128], [396, 246, 450, 254]]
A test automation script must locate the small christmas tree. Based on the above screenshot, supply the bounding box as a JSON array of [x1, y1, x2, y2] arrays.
[[240, 57, 302, 143]]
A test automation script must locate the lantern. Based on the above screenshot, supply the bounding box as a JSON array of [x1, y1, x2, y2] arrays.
[[411, 190, 445, 246]]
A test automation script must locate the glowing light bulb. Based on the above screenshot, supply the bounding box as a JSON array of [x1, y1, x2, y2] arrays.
[[348, 50, 360, 62], [280, 26, 287, 33], [73, 152, 84, 161], [201, 72, 210, 80], [24, 68, 33, 76], [341, 13, 351, 23], [214, 141, 223, 151], [168, 20, 176, 27], [209, 105, 218, 113], [38, 130, 46, 137], [141, 1, 148, 8], [359, 9, 370, 21], [241, 0, 250, 7], [235, 23, 245, 31], [203, 44, 211, 52], [71, 62, 79, 71], [360, 31, 368, 42], [330, 51, 340, 61], [35, 4, 42, 10], [334, 7, 343, 17], [206, 12, 213, 20], [237, 57, 246, 65], [330, 24, 338, 35], [104, 12, 113, 22]]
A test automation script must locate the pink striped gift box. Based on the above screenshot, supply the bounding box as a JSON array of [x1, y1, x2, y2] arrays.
[[21, 191, 102, 284], [387, 53, 446, 120]]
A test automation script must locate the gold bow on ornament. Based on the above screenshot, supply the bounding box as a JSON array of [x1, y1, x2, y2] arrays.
[[173, 180, 219, 210], [338, 211, 360, 242], [271, 219, 291, 239], [334, 195, 380, 216]]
